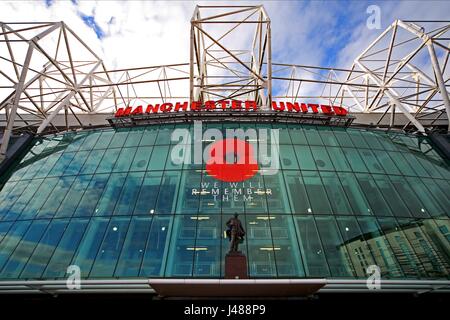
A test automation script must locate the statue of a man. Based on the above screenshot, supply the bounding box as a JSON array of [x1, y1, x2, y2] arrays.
[[226, 213, 246, 253]]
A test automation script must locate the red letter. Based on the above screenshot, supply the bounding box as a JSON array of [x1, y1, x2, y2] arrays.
[[114, 107, 125, 117], [175, 101, 188, 112], [131, 106, 143, 115], [300, 103, 308, 113], [191, 101, 202, 111], [333, 106, 348, 116], [245, 100, 257, 111], [160, 103, 173, 112], [146, 104, 160, 114], [231, 100, 242, 110], [271, 101, 285, 111], [205, 100, 216, 110], [286, 102, 300, 112], [219, 100, 229, 110], [320, 105, 334, 115], [308, 104, 319, 113]]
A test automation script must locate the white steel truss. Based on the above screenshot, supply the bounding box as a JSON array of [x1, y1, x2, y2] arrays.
[[1, 6, 449, 161]]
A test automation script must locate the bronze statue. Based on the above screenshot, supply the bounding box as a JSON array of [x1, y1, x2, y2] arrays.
[[226, 213, 246, 253]]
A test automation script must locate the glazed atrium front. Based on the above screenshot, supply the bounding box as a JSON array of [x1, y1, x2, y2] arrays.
[[0, 122, 449, 287]]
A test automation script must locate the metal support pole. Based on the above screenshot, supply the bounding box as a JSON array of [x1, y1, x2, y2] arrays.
[[0, 43, 34, 160], [427, 41, 450, 132]]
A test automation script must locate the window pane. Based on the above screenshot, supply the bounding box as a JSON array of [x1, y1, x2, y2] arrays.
[[115, 216, 152, 277], [139, 125, 159, 146], [317, 126, 339, 146], [95, 149, 120, 174], [95, 173, 126, 216], [19, 177, 58, 220], [355, 173, 392, 216], [310, 146, 334, 171], [294, 216, 330, 277], [356, 217, 403, 278], [147, 145, 169, 171], [193, 215, 221, 277], [155, 171, 181, 214], [64, 151, 89, 175], [165, 215, 195, 276], [389, 176, 429, 218], [108, 128, 130, 148], [78, 131, 101, 151], [326, 147, 351, 171], [372, 174, 411, 218], [294, 145, 316, 171], [303, 171, 332, 214], [124, 127, 144, 147], [42, 218, 89, 278], [74, 174, 109, 217], [279, 145, 299, 170], [0, 220, 49, 279], [320, 172, 353, 215], [20, 219, 69, 279], [134, 171, 163, 215], [263, 170, 291, 214], [283, 171, 310, 214], [373, 150, 400, 175], [130, 146, 153, 172], [89, 217, 130, 277], [71, 217, 109, 278], [80, 149, 105, 174], [113, 147, 136, 172], [155, 124, 174, 145], [358, 149, 384, 174], [140, 215, 172, 276], [315, 216, 355, 277], [55, 175, 92, 218], [246, 215, 276, 277], [0, 221, 31, 272], [37, 176, 75, 219], [342, 148, 368, 173], [405, 177, 446, 218], [114, 172, 145, 215], [93, 130, 115, 149], [338, 172, 372, 215], [288, 126, 307, 145]]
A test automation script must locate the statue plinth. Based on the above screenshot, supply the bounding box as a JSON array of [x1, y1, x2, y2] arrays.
[[225, 251, 248, 279]]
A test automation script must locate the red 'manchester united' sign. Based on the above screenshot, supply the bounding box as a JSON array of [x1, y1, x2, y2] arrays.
[[114, 100, 348, 117]]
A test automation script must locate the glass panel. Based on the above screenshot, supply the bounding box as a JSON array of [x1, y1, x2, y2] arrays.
[[42, 218, 89, 278], [95, 173, 126, 216], [283, 171, 310, 214], [263, 170, 291, 214], [336, 216, 377, 278], [80, 149, 106, 174], [372, 174, 411, 218], [108, 128, 130, 148], [113, 147, 136, 172], [310, 146, 334, 171], [37, 176, 75, 219], [372, 150, 400, 175], [139, 125, 159, 146], [279, 145, 299, 170], [114, 172, 145, 215], [246, 215, 276, 277], [3, 179, 44, 221], [70, 217, 109, 278], [355, 173, 392, 217], [0, 221, 31, 272], [294, 216, 330, 277], [270, 215, 305, 277], [147, 145, 169, 171], [387, 151, 415, 176], [93, 130, 115, 149], [48, 152, 75, 177], [130, 146, 153, 172], [377, 217, 425, 278], [64, 151, 89, 175], [74, 174, 109, 217], [95, 149, 120, 174], [342, 148, 368, 173], [140, 215, 172, 276], [155, 171, 181, 214], [389, 176, 429, 219], [405, 177, 446, 218], [155, 124, 174, 145], [358, 149, 384, 174], [294, 145, 316, 171], [193, 215, 221, 277], [0, 220, 49, 279], [317, 126, 339, 146], [303, 171, 332, 214], [18, 177, 58, 220], [287, 126, 307, 145], [356, 216, 403, 278], [124, 127, 144, 147], [320, 172, 353, 215], [78, 131, 101, 151], [89, 217, 130, 278], [20, 219, 69, 279], [54, 175, 92, 218], [115, 216, 152, 277], [348, 129, 369, 148], [134, 171, 163, 215], [315, 216, 355, 277], [338, 172, 372, 215], [165, 215, 196, 276], [332, 127, 354, 147], [326, 147, 351, 171], [303, 126, 323, 145]]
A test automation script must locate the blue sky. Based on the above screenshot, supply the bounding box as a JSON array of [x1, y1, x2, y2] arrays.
[[3, 0, 449, 70]]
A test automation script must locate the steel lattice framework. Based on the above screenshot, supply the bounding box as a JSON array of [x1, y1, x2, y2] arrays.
[[1, 5, 449, 160]]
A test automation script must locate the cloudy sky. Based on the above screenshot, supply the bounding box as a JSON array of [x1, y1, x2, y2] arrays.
[[2, 0, 449, 71]]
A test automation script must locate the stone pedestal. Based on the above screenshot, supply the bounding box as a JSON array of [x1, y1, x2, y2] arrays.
[[225, 251, 248, 279]]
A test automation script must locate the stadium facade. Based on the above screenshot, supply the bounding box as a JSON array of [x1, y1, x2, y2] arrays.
[[0, 5, 449, 296]]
